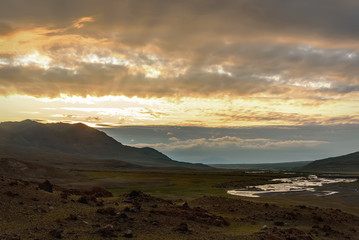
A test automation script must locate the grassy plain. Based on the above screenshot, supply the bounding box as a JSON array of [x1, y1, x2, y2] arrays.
[[2, 170, 359, 239], [84, 170, 292, 199], [83, 170, 359, 216]]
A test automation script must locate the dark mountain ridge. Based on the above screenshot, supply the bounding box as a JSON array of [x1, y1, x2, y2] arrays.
[[0, 120, 122, 156], [298, 151, 359, 173], [0, 120, 211, 170]]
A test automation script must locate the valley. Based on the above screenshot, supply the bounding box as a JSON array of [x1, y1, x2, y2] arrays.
[[1, 121, 358, 239], [1, 170, 359, 239]]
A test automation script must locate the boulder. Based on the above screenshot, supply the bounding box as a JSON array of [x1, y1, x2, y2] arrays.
[[174, 222, 191, 234], [39, 180, 53, 193]]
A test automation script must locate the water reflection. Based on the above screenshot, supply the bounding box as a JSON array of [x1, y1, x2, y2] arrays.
[[227, 175, 356, 198]]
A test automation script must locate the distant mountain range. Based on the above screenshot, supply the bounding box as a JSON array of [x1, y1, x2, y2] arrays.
[[212, 151, 359, 173], [298, 151, 359, 173], [210, 161, 312, 171], [1, 120, 357, 173], [0, 120, 212, 171]]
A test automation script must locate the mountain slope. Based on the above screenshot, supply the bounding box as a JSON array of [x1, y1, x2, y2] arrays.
[[0, 157, 85, 183], [298, 151, 359, 173], [0, 120, 211, 170], [0, 120, 123, 156]]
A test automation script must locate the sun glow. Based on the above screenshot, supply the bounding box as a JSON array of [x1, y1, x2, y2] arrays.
[[13, 51, 52, 70], [205, 65, 232, 77], [0, 11, 359, 128], [1, 93, 359, 128], [81, 53, 177, 79]]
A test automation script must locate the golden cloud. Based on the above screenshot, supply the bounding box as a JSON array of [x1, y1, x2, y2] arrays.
[[0, 0, 359, 128]]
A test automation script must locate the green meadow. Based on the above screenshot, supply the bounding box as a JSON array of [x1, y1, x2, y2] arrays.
[[84, 170, 289, 199], [83, 170, 359, 216]]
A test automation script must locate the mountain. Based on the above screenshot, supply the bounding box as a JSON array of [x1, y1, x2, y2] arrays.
[[211, 161, 312, 171], [298, 151, 359, 173], [0, 120, 212, 170]]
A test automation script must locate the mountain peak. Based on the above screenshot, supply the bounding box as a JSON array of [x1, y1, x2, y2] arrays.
[[0, 120, 212, 170], [0, 120, 122, 154], [21, 119, 39, 124], [1, 119, 41, 125]]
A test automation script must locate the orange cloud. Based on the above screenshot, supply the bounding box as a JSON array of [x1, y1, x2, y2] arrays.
[[71, 17, 94, 29], [0, 0, 359, 128]]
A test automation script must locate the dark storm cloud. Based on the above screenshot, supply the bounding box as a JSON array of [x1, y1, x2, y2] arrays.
[[0, 62, 275, 97], [1, 0, 359, 98], [319, 83, 359, 94], [2, 0, 359, 43]]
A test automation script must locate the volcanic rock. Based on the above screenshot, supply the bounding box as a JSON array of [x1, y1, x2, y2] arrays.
[[38, 180, 53, 193]]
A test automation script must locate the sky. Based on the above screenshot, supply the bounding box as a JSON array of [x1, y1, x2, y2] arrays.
[[0, 0, 359, 163], [101, 125, 359, 163]]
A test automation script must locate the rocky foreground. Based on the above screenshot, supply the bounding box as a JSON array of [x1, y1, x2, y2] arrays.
[[1, 176, 359, 240]]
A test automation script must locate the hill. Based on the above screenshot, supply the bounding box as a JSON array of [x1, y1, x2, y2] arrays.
[[0, 157, 87, 184], [211, 161, 312, 171], [0, 120, 211, 170], [298, 151, 359, 173]]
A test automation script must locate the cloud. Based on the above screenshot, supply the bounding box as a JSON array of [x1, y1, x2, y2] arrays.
[[85, 116, 101, 122], [71, 17, 94, 29], [0, 22, 14, 35], [131, 136, 328, 152], [1, 0, 359, 128], [98, 124, 359, 163], [213, 111, 359, 125], [0, 0, 359, 100]]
